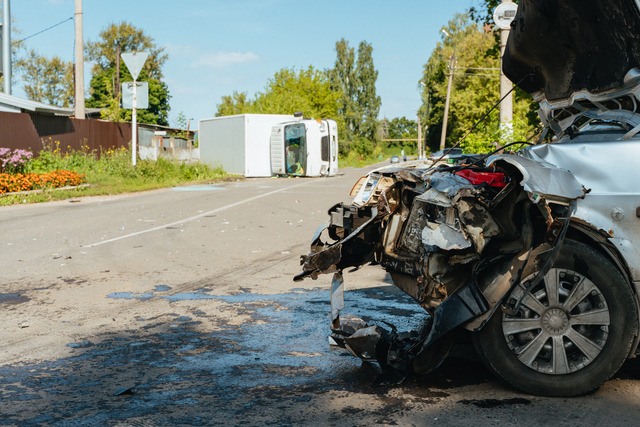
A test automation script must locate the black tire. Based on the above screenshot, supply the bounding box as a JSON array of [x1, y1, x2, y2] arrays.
[[473, 240, 637, 397]]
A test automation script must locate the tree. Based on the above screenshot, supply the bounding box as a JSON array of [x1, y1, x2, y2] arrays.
[[251, 66, 339, 118], [215, 66, 339, 120], [85, 21, 167, 79], [388, 117, 417, 139], [328, 38, 358, 143], [16, 50, 73, 107], [328, 38, 381, 156], [216, 91, 251, 116], [355, 41, 381, 143], [419, 13, 538, 154], [85, 22, 170, 125]]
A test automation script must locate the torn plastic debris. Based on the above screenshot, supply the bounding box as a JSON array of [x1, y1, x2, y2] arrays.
[[328, 280, 490, 378]]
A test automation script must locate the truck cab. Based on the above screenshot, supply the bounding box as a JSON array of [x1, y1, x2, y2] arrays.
[[270, 118, 338, 177]]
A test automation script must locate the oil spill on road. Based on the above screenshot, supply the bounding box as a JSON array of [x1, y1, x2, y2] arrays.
[[0, 293, 29, 305], [458, 398, 532, 408], [0, 285, 480, 424]]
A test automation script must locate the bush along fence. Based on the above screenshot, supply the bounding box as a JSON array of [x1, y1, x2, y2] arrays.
[[0, 148, 87, 195]]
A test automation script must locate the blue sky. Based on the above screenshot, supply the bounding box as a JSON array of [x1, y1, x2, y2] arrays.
[[9, 0, 479, 127]]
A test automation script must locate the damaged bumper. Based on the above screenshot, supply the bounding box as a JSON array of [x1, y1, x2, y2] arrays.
[[295, 153, 587, 376]]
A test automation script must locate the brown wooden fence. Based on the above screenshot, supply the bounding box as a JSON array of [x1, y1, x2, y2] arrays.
[[0, 111, 132, 154]]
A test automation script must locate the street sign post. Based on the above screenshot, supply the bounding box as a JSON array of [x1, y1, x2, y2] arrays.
[[122, 82, 149, 109], [121, 51, 149, 166]]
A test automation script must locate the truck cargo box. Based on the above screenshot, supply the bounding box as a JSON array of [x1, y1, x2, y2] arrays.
[[199, 114, 295, 177]]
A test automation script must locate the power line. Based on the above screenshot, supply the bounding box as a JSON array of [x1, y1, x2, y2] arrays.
[[13, 16, 73, 45]]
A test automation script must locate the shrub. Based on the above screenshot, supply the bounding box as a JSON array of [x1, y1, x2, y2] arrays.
[[0, 148, 33, 174], [0, 170, 87, 194]]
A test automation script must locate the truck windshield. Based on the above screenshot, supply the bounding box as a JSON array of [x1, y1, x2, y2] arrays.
[[285, 123, 306, 176]]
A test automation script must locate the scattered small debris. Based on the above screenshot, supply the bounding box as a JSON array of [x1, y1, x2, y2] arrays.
[[113, 387, 134, 396], [66, 340, 93, 349]]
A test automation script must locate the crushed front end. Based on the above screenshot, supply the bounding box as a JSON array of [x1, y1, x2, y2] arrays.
[[295, 155, 586, 378]]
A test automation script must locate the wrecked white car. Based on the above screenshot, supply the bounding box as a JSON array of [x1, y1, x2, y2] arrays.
[[295, 0, 640, 397]]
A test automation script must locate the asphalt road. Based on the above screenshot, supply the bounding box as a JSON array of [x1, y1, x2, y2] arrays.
[[1, 165, 640, 425]]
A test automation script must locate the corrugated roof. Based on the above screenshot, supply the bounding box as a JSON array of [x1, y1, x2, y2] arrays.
[[0, 93, 102, 117], [0, 92, 73, 115]]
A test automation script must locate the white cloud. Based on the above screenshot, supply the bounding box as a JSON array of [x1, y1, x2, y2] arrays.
[[193, 51, 259, 68]]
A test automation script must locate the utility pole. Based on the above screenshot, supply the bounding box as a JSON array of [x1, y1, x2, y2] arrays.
[[417, 114, 422, 159], [74, 0, 85, 119], [115, 42, 120, 99], [440, 51, 455, 151], [2, 0, 11, 94], [496, 0, 517, 137]]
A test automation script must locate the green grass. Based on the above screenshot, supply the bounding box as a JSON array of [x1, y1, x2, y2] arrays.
[[0, 144, 231, 206]]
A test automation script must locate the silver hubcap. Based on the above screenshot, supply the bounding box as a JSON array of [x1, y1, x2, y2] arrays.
[[502, 268, 610, 374]]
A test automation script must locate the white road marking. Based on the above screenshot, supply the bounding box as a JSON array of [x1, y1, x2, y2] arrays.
[[84, 180, 316, 248]]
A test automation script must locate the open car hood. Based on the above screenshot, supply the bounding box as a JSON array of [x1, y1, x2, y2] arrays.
[[503, 0, 640, 102]]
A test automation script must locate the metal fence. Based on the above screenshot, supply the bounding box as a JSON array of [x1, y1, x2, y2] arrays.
[[0, 112, 132, 154]]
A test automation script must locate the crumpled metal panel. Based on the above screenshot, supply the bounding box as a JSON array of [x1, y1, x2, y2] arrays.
[[523, 142, 640, 195], [422, 221, 472, 251], [521, 142, 640, 280], [418, 187, 455, 207], [421, 172, 475, 197], [487, 154, 586, 201], [457, 199, 500, 253]]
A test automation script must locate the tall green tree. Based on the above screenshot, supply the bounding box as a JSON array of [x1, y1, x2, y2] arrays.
[[16, 50, 73, 107], [85, 22, 170, 125], [419, 13, 537, 154], [328, 38, 358, 143], [328, 39, 381, 156], [355, 41, 381, 143]]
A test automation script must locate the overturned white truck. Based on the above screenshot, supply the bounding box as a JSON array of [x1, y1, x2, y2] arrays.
[[199, 113, 338, 178]]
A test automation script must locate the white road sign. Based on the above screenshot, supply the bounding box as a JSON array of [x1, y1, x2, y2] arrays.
[[122, 82, 149, 109], [493, 2, 518, 30], [121, 51, 149, 81]]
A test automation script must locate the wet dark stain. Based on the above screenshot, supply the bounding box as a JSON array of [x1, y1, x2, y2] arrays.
[[62, 278, 87, 285], [458, 398, 531, 408], [0, 293, 29, 305], [402, 386, 449, 399]]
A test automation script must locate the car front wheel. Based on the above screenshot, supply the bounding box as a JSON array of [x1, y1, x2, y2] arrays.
[[473, 240, 637, 397]]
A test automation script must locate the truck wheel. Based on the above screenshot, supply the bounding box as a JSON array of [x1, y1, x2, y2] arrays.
[[473, 240, 637, 397]]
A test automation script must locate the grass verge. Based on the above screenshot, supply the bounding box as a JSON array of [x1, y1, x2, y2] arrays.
[[0, 145, 230, 206]]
